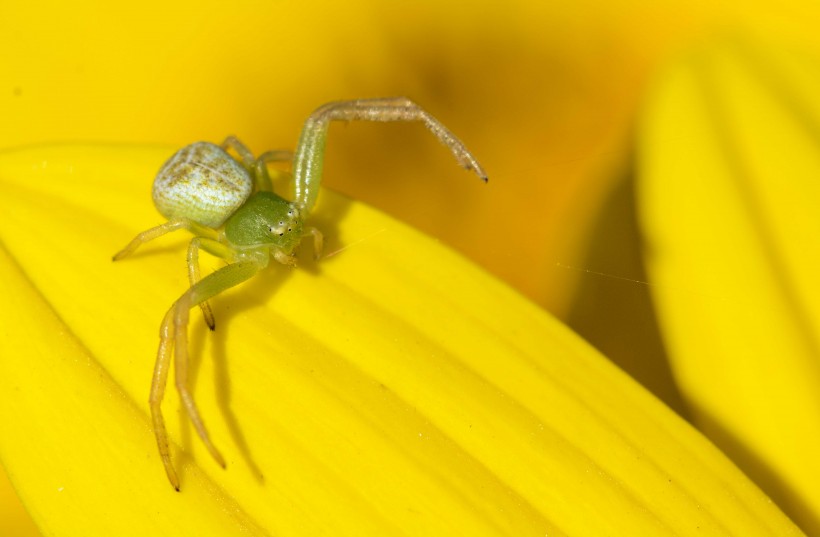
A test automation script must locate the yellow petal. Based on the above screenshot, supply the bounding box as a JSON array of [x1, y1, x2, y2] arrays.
[[0, 464, 39, 537], [638, 37, 820, 534], [0, 144, 802, 535]]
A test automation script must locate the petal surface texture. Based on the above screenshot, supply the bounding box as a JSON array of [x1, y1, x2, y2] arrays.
[[639, 38, 820, 534], [0, 145, 803, 535]]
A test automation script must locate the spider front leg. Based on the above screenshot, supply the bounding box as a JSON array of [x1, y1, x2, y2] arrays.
[[304, 227, 323, 260], [291, 97, 488, 212], [186, 237, 236, 330], [151, 259, 264, 490]]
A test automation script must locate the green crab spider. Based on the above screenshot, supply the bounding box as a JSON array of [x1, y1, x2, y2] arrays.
[[113, 97, 488, 491]]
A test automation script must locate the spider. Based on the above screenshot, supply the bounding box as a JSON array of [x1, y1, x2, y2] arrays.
[[113, 97, 488, 490]]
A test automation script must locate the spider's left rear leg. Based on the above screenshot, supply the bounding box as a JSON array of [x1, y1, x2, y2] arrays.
[[113, 218, 218, 261]]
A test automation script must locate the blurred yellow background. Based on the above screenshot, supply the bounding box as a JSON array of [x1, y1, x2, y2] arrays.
[[3, 1, 820, 535], [0, 0, 712, 311]]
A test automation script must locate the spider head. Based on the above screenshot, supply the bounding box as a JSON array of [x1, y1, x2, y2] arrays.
[[265, 202, 304, 250], [224, 192, 304, 253]]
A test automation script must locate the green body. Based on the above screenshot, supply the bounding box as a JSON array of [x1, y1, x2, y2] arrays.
[[224, 192, 303, 252]]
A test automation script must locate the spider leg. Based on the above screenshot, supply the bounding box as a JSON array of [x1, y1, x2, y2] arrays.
[[152, 259, 264, 490], [258, 150, 293, 162], [220, 136, 255, 170], [113, 217, 218, 261], [221, 136, 292, 193], [253, 150, 293, 193], [151, 307, 179, 489], [187, 237, 235, 330], [292, 97, 488, 212], [303, 226, 323, 260]]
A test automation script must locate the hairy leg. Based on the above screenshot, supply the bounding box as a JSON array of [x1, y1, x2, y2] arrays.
[[292, 97, 488, 211]]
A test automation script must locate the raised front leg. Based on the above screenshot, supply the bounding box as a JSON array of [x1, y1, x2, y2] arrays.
[[291, 97, 488, 213]]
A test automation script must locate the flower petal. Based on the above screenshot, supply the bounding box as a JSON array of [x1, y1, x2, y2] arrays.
[[638, 37, 820, 534], [0, 144, 802, 535], [0, 464, 39, 537]]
